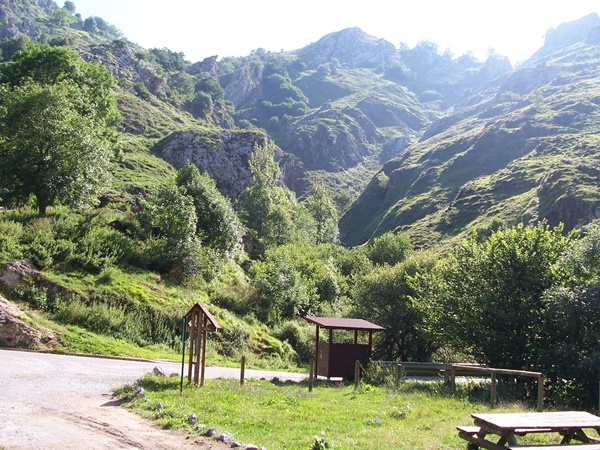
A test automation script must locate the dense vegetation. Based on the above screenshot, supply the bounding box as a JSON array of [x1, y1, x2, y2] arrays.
[[2, 1, 600, 414]]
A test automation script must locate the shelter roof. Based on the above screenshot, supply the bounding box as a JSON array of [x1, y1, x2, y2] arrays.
[[304, 316, 384, 331], [187, 303, 222, 331]]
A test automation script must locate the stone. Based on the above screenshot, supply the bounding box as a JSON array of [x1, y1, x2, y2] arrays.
[[217, 432, 234, 443], [152, 366, 166, 376], [187, 414, 197, 425], [206, 427, 215, 437], [244, 445, 259, 450], [155, 402, 163, 411], [135, 386, 145, 399]]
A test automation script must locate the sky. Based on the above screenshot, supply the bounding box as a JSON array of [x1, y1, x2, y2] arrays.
[[70, 1, 599, 65]]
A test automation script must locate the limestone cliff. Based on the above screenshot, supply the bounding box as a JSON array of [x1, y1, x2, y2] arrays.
[[157, 130, 305, 199]]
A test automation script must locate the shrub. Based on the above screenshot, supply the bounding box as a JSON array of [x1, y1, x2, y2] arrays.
[[22, 218, 59, 269], [273, 320, 314, 364], [67, 226, 132, 273], [0, 219, 24, 263]]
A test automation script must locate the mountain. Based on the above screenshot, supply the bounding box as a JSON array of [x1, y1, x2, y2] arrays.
[[340, 13, 600, 248], [2, 0, 600, 252]]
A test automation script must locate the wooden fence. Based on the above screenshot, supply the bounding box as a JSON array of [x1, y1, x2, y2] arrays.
[[373, 361, 544, 411]]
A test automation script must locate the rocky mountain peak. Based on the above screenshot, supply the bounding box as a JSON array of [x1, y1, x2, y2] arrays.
[[532, 13, 600, 59], [296, 27, 397, 69]]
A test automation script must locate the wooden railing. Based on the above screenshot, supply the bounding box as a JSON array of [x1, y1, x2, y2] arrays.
[[373, 361, 544, 411]]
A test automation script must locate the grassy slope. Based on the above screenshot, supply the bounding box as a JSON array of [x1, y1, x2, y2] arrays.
[[341, 43, 600, 249]]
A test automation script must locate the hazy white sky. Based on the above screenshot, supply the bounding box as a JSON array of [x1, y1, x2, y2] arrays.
[[69, 1, 599, 64]]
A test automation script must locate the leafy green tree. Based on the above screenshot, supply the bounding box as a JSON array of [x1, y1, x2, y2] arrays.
[[188, 91, 213, 119], [539, 220, 600, 407], [195, 77, 225, 102], [176, 162, 243, 260], [250, 242, 345, 324], [305, 182, 338, 245], [0, 81, 112, 214], [138, 185, 203, 281], [52, 8, 75, 27], [149, 47, 187, 72], [63, 1, 76, 13], [367, 231, 412, 266], [0, 45, 119, 215], [83, 17, 98, 33], [414, 222, 575, 369], [236, 142, 311, 247], [0, 35, 31, 62], [166, 71, 194, 107], [1, 45, 119, 125], [353, 251, 437, 361]]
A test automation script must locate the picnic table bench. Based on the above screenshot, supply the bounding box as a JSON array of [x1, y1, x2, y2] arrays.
[[457, 411, 600, 449]]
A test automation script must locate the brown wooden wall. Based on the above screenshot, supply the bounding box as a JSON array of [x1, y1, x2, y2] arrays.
[[316, 342, 370, 379]]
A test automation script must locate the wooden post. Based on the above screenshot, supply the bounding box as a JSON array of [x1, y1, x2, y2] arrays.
[[193, 316, 201, 385], [354, 360, 361, 389], [180, 315, 187, 395], [396, 363, 403, 387], [328, 329, 333, 378], [187, 312, 195, 383], [537, 375, 544, 412], [450, 365, 456, 392], [309, 358, 314, 392], [491, 371, 497, 408], [200, 315, 208, 387], [314, 325, 320, 380], [240, 355, 246, 386]]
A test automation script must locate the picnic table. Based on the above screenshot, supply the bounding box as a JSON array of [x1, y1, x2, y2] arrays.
[[457, 411, 600, 450]]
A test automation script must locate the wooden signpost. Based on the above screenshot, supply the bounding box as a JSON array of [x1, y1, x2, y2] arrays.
[[184, 303, 221, 388]]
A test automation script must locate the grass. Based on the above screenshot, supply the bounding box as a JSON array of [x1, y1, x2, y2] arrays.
[[117, 375, 567, 450]]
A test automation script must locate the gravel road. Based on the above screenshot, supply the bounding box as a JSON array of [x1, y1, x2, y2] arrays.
[[0, 349, 307, 449]]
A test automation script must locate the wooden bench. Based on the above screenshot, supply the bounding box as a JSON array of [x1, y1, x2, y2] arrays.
[[506, 446, 600, 450], [456, 426, 600, 450], [457, 425, 553, 436]]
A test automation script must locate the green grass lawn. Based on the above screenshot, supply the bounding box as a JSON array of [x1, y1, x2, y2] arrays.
[[117, 375, 567, 450]]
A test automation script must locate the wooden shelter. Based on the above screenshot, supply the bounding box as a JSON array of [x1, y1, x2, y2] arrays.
[[305, 316, 384, 380], [186, 303, 221, 387]]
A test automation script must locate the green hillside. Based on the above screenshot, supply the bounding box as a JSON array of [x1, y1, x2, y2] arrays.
[[341, 14, 600, 248]]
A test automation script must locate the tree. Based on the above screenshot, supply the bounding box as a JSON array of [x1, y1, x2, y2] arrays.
[[83, 17, 98, 33], [353, 251, 437, 361], [305, 182, 338, 245], [414, 222, 575, 369], [236, 142, 309, 247], [0, 45, 119, 215], [138, 185, 203, 281], [176, 162, 243, 260], [0, 82, 111, 214], [1, 45, 119, 124], [539, 220, 600, 407], [250, 243, 344, 324], [63, 1, 76, 13], [367, 231, 412, 266], [52, 8, 75, 27]]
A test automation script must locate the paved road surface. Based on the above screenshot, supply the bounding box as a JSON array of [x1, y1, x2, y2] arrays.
[[0, 349, 308, 449]]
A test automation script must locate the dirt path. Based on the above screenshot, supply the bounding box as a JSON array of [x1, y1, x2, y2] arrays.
[[0, 349, 307, 449]]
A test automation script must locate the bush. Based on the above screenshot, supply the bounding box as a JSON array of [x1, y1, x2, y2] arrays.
[[0, 219, 24, 263], [67, 226, 132, 273], [273, 320, 314, 364], [22, 218, 59, 269]]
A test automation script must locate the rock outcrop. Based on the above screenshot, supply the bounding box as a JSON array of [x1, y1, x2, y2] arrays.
[[158, 130, 305, 198], [297, 27, 397, 69]]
